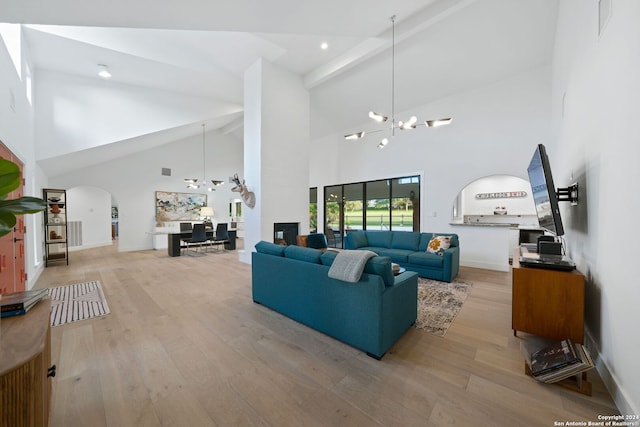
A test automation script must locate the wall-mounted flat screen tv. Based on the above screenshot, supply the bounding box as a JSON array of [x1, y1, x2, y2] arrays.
[[527, 143, 564, 236]]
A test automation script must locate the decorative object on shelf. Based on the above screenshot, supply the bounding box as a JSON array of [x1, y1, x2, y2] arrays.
[[0, 158, 45, 237], [184, 124, 225, 191], [343, 15, 452, 149], [231, 173, 255, 209], [475, 191, 527, 199], [155, 191, 207, 222], [494, 206, 508, 215]]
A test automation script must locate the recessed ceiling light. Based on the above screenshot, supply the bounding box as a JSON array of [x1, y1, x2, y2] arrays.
[[320, 42, 328, 50], [97, 64, 112, 79]]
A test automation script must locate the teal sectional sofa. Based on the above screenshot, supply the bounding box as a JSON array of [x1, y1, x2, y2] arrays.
[[252, 241, 418, 359], [344, 230, 460, 282]]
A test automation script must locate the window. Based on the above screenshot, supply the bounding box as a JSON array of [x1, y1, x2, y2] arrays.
[[323, 175, 420, 243], [391, 177, 420, 232], [343, 183, 364, 232], [324, 185, 342, 247], [309, 187, 317, 233], [366, 180, 390, 231]]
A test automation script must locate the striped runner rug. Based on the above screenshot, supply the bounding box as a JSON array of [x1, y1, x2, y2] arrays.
[[47, 281, 110, 327]]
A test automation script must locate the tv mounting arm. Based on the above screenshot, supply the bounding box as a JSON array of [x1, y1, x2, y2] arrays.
[[556, 183, 579, 206]]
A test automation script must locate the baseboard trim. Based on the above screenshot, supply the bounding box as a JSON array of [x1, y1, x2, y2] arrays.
[[584, 329, 637, 415], [27, 263, 45, 290], [68, 241, 113, 252], [461, 260, 510, 272]]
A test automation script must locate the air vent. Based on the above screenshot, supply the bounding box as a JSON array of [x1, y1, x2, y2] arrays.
[[161, 168, 171, 176]]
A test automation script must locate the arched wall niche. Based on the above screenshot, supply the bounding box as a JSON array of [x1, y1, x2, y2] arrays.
[[451, 174, 538, 226]]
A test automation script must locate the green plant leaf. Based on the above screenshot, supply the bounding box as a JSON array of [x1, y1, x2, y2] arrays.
[[0, 159, 47, 237], [0, 158, 21, 195], [0, 197, 47, 214], [0, 212, 16, 237]]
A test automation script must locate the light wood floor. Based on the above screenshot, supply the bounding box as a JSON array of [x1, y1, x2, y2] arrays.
[[34, 241, 618, 427]]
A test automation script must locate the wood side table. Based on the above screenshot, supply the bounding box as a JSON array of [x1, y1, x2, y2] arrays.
[[1, 298, 54, 427]]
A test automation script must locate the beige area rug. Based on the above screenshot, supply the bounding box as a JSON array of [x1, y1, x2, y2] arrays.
[[415, 278, 473, 336], [47, 281, 111, 327]]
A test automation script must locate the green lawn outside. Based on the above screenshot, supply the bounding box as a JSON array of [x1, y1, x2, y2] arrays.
[[334, 209, 415, 228]]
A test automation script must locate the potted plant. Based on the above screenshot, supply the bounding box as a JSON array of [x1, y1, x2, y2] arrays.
[[0, 158, 46, 237]]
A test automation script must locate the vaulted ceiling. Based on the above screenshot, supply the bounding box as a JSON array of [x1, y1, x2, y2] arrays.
[[1, 0, 559, 176]]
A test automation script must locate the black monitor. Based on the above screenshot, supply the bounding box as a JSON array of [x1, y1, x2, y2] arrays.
[[527, 144, 564, 236]]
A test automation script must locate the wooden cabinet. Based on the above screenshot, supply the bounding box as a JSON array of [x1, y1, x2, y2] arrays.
[[43, 188, 69, 266], [0, 298, 53, 427], [512, 253, 585, 343]]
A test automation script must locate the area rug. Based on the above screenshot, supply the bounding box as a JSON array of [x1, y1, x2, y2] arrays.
[[415, 278, 473, 336], [47, 280, 110, 327]]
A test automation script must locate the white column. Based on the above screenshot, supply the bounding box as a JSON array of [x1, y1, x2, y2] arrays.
[[239, 58, 310, 264]]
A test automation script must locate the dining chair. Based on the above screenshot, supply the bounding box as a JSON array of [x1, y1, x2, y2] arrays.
[[180, 222, 193, 254], [210, 223, 229, 253], [185, 223, 208, 256]]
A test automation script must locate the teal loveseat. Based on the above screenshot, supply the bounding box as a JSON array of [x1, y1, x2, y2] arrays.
[[252, 241, 418, 359], [344, 230, 460, 282]]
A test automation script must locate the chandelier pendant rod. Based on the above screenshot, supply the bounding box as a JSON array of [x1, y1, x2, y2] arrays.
[[342, 13, 452, 147], [202, 124, 206, 185], [391, 15, 396, 138]]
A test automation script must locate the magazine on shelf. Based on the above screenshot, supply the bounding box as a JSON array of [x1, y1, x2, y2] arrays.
[[520, 337, 595, 385], [530, 339, 580, 376], [534, 343, 595, 384]]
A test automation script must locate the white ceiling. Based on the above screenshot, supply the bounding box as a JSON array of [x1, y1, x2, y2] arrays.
[[1, 0, 559, 176]]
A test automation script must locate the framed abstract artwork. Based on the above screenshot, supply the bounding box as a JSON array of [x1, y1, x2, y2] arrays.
[[155, 191, 207, 222]]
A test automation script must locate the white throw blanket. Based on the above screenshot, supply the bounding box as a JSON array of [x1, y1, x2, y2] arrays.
[[328, 250, 377, 283]]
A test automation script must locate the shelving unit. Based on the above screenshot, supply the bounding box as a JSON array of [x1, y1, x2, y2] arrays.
[[43, 188, 69, 266], [512, 249, 590, 394]]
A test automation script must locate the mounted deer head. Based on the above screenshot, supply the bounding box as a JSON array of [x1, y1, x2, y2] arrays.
[[231, 173, 255, 209]]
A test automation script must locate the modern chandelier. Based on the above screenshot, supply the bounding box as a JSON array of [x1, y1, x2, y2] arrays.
[[344, 15, 452, 149], [184, 124, 224, 191]]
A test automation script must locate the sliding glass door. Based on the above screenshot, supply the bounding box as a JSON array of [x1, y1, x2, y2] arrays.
[[324, 185, 343, 247], [323, 175, 420, 246], [365, 180, 391, 231], [392, 176, 420, 232], [309, 187, 317, 233]]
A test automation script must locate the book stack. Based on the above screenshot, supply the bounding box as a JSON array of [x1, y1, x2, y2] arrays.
[[527, 338, 595, 384], [0, 289, 49, 318]]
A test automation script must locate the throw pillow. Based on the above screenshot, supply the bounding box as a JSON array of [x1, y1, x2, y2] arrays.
[[427, 235, 452, 256]]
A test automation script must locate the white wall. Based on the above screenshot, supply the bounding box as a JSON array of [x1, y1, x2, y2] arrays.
[[49, 129, 243, 252], [34, 70, 239, 160], [66, 186, 112, 250], [552, 0, 639, 415], [311, 66, 553, 271], [241, 59, 310, 263], [460, 175, 536, 217]]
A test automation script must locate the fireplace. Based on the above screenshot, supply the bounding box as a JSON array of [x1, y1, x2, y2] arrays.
[[274, 222, 299, 246]]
